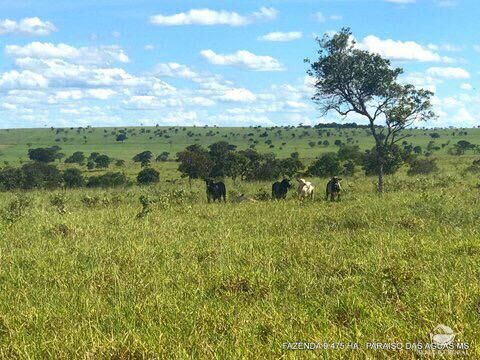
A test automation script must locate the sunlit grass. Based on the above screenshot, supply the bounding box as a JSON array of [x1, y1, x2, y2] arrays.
[[1, 163, 479, 358]]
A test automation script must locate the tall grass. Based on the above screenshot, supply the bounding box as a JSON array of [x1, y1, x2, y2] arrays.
[[1, 166, 479, 358]]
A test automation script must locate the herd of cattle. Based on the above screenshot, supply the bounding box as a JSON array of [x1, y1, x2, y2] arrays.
[[205, 177, 342, 203]]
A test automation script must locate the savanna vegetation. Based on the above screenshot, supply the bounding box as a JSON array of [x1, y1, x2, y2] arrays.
[[1, 29, 480, 358]]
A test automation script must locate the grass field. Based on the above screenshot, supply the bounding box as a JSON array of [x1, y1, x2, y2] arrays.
[[1, 125, 479, 167], [1, 126, 480, 358]]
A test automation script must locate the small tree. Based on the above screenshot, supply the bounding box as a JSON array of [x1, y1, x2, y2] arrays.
[[177, 145, 213, 185], [63, 168, 85, 188], [407, 158, 439, 176], [156, 152, 170, 162], [65, 151, 85, 164], [116, 133, 127, 142], [224, 151, 249, 183], [307, 153, 340, 177], [28, 147, 61, 163], [133, 151, 153, 163], [94, 155, 111, 169], [137, 168, 160, 185], [21, 162, 63, 189], [306, 28, 434, 192]]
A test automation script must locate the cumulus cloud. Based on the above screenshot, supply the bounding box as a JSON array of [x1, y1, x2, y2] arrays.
[[0, 70, 48, 90], [426, 67, 470, 79], [154, 62, 199, 79], [0, 17, 56, 36], [150, 7, 276, 26], [6, 42, 130, 65], [314, 12, 342, 23], [200, 49, 285, 71], [460, 83, 473, 91], [357, 35, 452, 62], [216, 88, 257, 102], [258, 31, 302, 42]]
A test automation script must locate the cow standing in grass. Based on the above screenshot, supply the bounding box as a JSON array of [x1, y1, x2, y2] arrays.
[[205, 179, 226, 203], [297, 178, 315, 200], [272, 179, 292, 200], [326, 176, 342, 201]]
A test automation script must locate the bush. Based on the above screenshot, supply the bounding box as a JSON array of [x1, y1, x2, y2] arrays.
[[407, 158, 439, 176], [28, 147, 63, 163], [87, 172, 128, 188], [21, 162, 63, 189], [94, 155, 111, 169], [0, 167, 24, 191], [362, 145, 406, 176], [156, 152, 170, 162], [137, 168, 160, 185], [63, 168, 85, 188], [65, 151, 85, 164], [307, 153, 341, 177]]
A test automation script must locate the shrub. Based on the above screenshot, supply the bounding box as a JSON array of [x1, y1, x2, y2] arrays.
[[63, 168, 85, 188], [65, 151, 85, 164], [0, 167, 24, 191], [21, 162, 63, 189], [156, 152, 170, 162], [87, 172, 127, 188], [137, 168, 160, 185], [307, 153, 341, 177], [28, 147, 63, 163], [1, 194, 32, 224], [94, 155, 111, 169], [407, 158, 439, 176], [362, 145, 406, 176]]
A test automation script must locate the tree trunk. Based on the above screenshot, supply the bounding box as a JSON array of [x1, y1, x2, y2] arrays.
[[377, 161, 384, 193]]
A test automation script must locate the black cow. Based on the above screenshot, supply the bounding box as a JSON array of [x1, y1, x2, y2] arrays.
[[272, 179, 292, 199], [326, 176, 342, 201], [205, 179, 226, 203]]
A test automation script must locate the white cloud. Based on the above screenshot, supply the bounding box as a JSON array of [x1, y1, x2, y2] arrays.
[[252, 7, 278, 21], [0, 70, 48, 89], [460, 83, 473, 91], [154, 62, 199, 79], [451, 108, 476, 126], [86, 89, 117, 100], [144, 44, 155, 51], [314, 12, 341, 22], [150, 7, 276, 26], [6, 42, 129, 65], [217, 88, 257, 102], [314, 12, 326, 22], [0, 17, 56, 36], [435, 0, 457, 8], [200, 49, 284, 71], [426, 67, 470, 79], [258, 31, 302, 42], [357, 35, 451, 62]]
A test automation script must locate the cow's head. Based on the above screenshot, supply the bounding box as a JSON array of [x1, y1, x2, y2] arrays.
[[297, 178, 306, 185], [281, 178, 292, 188]]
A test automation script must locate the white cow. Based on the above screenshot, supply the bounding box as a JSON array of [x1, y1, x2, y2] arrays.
[[297, 178, 315, 200]]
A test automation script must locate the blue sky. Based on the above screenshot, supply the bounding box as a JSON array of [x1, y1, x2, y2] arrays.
[[0, 0, 479, 128]]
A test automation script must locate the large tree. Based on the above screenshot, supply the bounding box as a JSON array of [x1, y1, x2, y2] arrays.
[[306, 28, 435, 192]]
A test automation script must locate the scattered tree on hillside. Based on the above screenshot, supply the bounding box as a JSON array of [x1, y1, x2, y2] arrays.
[[65, 151, 85, 164], [137, 168, 160, 185], [177, 145, 214, 185], [307, 153, 341, 177], [28, 147, 63, 163]]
